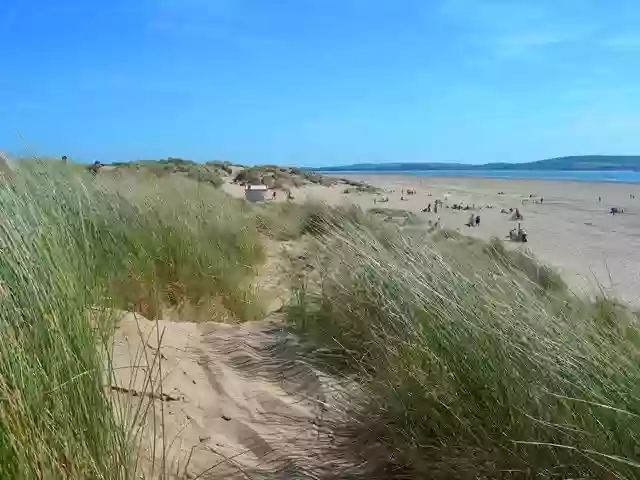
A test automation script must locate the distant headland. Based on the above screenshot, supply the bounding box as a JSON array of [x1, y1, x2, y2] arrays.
[[314, 155, 640, 172]]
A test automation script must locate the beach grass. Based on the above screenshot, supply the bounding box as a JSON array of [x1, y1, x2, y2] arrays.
[[288, 216, 640, 479], [255, 201, 369, 240], [0, 161, 265, 478], [0, 159, 638, 479]]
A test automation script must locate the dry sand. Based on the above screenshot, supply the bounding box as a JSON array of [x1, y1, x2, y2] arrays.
[[299, 174, 640, 304], [109, 311, 347, 479], [104, 228, 351, 479]]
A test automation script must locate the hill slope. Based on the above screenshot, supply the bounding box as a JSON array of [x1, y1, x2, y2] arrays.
[[316, 155, 640, 172]]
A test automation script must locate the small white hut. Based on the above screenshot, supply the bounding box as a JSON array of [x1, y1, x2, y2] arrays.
[[245, 184, 269, 203]]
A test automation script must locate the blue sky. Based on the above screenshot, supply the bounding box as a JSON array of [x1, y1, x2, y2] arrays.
[[1, 0, 639, 167]]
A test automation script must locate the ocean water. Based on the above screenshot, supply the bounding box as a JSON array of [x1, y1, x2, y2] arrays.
[[332, 170, 640, 183]]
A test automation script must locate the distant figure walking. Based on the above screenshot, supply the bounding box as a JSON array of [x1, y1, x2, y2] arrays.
[[598, 196, 602, 203], [475, 215, 480, 227], [272, 191, 277, 200]]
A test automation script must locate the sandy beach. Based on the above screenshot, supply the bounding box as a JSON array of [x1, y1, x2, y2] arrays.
[[290, 174, 640, 304]]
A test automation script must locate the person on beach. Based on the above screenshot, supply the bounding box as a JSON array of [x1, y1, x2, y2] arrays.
[[475, 215, 480, 227]]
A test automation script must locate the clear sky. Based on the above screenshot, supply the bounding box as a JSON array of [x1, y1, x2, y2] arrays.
[[1, 0, 639, 167]]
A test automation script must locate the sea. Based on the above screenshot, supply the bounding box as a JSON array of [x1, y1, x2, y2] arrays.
[[327, 170, 640, 183]]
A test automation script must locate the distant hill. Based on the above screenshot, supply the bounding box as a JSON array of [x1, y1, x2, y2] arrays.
[[316, 156, 640, 172]]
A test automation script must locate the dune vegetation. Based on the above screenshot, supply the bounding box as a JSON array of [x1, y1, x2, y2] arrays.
[[289, 219, 639, 479], [0, 161, 265, 478], [0, 159, 637, 479]]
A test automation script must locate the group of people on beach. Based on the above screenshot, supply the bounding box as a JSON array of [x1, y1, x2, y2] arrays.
[[376, 186, 548, 233]]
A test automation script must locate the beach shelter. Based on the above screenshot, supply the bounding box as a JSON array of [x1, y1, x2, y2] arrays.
[[245, 184, 269, 202]]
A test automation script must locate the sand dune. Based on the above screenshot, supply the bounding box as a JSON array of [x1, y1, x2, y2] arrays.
[[104, 171, 640, 478]]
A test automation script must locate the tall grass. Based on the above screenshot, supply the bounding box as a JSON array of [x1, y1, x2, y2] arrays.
[[3, 159, 638, 478], [288, 219, 640, 479], [0, 162, 265, 479], [255, 201, 369, 240], [102, 174, 265, 321]]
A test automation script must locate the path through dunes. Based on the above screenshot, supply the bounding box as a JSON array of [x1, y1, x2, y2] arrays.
[[108, 311, 347, 479]]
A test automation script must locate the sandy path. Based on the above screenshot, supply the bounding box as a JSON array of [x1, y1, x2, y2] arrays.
[[303, 175, 640, 304], [109, 311, 342, 479]]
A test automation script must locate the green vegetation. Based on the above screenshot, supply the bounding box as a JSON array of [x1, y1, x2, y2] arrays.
[[289, 216, 639, 479], [255, 201, 369, 240], [109, 157, 230, 187], [233, 166, 267, 185], [0, 162, 265, 479], [204, 160, 234, 175], [232, 165, 338, 188], [185, 164, 224, 187], [105, 158, 377, 193], [1, 159, 637, 479]]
